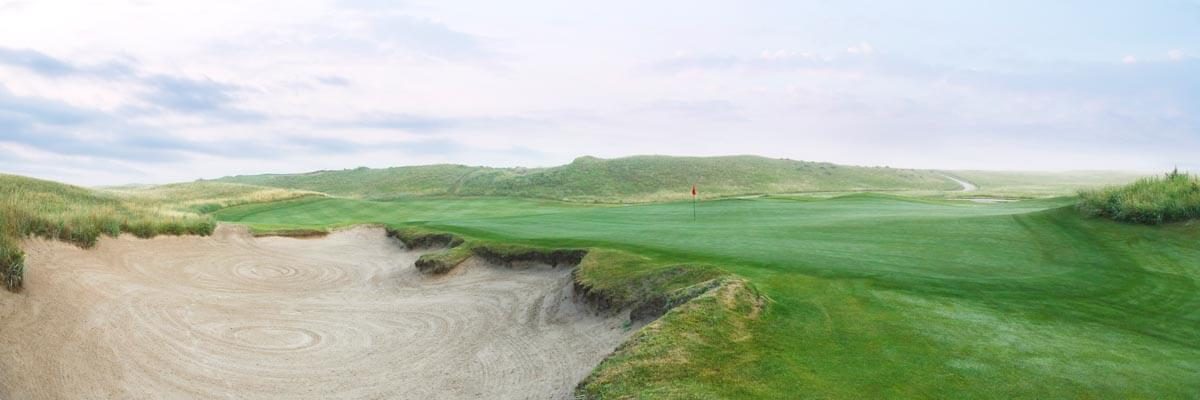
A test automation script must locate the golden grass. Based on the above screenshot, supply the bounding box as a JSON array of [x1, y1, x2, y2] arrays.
[[0, 174, 317, 290]]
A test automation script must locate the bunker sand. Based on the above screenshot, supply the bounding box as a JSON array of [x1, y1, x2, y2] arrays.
[[0, 225, 629, 399]]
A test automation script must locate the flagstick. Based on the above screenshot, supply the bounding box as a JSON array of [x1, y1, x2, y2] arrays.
[[692, 192, 696, 222]]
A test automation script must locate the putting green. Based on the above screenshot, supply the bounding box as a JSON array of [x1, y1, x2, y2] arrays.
[[216, 194, 1200, 398]]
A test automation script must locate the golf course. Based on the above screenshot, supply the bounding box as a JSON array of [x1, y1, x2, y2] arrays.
[[1, 155, 1195, 398], [3, 1, 1195, 397]]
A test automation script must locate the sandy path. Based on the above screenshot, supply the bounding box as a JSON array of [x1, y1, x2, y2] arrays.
[[0, 225, 629, 399], [941, 173, 978, 192]]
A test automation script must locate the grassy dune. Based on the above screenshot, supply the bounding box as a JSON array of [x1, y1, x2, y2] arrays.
[[1079, 170, 1200, 224], [214, 155, 962, 202], [0, 175, 316, 289], [216, 194, 1200, 398], [946, 170, 1145, 198]]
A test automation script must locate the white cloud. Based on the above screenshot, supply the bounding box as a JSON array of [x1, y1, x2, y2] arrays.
[[1121, 55, 1137, 64], [1168, 49, 1185, 61], [846, 42, 875, 56], [0, 0, 1195, 184]]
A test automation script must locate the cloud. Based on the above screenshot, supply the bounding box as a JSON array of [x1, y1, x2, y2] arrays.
[[333, 113, 545, 133], [846, 42, 875, 56], [316, 75, 351, 86], [632, 100, 747, 122], [0, 86, 295, 161], [209, 13, 491, 63], [0, 87, 99, 125], [338, 113, 465, 132], [1122, 55, 1138, 64], [142, 75, 237, 112], [0, 0, 1196, 183], [139, 75, 263, 121], [0, 46, 260, 120], [654, 51, 837, 73], [270, 135, 467, 156], [0, 47, 134, 78], [0, 47, 75, 76], [372, 15, 486, 60]]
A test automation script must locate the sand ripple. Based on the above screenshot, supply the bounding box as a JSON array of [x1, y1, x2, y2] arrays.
[[0, 225, 629, 399]]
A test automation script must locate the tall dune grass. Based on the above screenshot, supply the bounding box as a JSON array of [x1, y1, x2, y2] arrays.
[[216, 155, 962, 202], [0, 175, 318, 290], [1078, 169, 1200, 224]]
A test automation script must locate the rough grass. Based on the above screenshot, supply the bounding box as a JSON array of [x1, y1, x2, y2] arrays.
[[573, 250, 728, 319], [1078, 170, 1200, 224], [388, 228, 591, 275], [214, 155, 962, 202], [0, 174, 314, 290], [0, 234, 24, 290], [386, 226, 465, 249], [577, 279, 766, 399], [107, 181, 323, 216], [947, 170, 1144, 198], [217, 193, 1200, 398], [413, 246, 474, 274], [387, 227, 745, 325]]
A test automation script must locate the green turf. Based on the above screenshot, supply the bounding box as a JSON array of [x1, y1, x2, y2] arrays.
[[216, 193, 1200, 398], [213, 155, 962, 202]]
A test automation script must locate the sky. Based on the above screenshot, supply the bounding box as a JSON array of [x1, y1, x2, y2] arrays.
[[0, 0, 1197, 185]]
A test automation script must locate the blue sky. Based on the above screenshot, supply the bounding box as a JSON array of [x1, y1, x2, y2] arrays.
[[0, 0, 1196, 184]]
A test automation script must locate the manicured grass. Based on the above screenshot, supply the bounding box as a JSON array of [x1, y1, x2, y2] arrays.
[[216, 193, 1200, 398]]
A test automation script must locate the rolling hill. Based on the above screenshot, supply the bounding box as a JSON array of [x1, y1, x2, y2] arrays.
[[212, 155, 963, 202], [0, 174, 317, 289]]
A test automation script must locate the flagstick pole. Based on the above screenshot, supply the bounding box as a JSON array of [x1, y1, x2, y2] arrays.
[[692, 193, 696, 222]]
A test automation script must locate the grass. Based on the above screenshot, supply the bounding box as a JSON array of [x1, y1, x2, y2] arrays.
[[384, 227, 735, 323], [947, 170, 1144, 198], [578, 278, 766, 399], [0, 174, 314, 290], [214, 155, 963, 202], [1079, 169, 1200, 224], [215, 192, 1200, 398], [106, 181, 323, 215]]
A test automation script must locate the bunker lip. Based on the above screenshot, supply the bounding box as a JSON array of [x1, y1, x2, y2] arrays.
[[0, 225, 633, 399], [384, 227, 720, 322]]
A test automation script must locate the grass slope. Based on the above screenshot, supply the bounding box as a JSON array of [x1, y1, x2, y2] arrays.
[[0, 175, 315, 289], [217, 194, 1200, 398], [947, 170, 1145, 198], [214, 155, 962, 202]]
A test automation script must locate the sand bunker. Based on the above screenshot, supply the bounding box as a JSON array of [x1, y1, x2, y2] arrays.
[[0, 225, 630, 399]]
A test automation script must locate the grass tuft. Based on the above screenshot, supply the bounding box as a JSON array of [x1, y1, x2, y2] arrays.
[[0, 235, 24, 290], [1078, 169, 1200, 224], [576, 278, 767, 399]]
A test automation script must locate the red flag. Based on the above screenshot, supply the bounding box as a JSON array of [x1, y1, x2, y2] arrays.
[[691, 184, 697, 197]]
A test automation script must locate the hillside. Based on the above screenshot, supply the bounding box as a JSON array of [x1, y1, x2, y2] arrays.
[[0, 175, 316, 289], [946, 170, 1148, 198], [213, 155, 962, 202]]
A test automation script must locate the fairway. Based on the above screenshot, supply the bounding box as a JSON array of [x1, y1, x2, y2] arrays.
[[217, 195, 1200, 398]]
